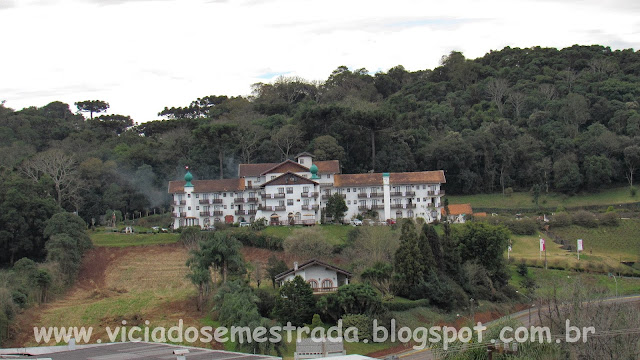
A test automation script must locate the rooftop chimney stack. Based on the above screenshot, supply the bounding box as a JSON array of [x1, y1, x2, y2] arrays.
[[294, 261, 299, 271]]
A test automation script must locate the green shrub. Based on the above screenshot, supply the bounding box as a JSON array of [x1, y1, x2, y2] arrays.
[[599, 212, 620, 227], [516, 263, 529, 277], [504, 187, 514, 197], [572, 210, 598, 228], [631, 186, 637, 197], [550, 212, 572, 227], [384, 299, 430, 311], [505, 218, 538, 235], [232, 229, 283, 250], [341, 314, 373, 341]]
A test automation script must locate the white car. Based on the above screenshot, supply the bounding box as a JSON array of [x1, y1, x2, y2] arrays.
[[350, 219, 363, 226], [239, 222, 251, 227]]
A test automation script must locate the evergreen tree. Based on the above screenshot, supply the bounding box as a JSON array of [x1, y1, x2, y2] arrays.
[[418, 224, 439, 273], [272, 275, 316, 326], [393, 219, 424, 296]]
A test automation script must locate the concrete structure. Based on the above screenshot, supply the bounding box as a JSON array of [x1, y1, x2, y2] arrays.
[[275, 259, 352, 293], [294, 338, 346, 360], [168, 153, 446, 228]]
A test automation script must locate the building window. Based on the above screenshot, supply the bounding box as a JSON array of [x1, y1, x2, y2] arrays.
[[347, 200, 351, 205], [196, 206, 199, 210], [278, 187, 284, 194], [326, 174, 330, 179], [308, 280, 318, 289], [423, 185, 426, 189], [300, 158, 305, 164], [224, 205, 227, 209], [195, 194, 199, 198], [347, 188, 350, 192], [187, 194, 191, 198], [321, 279, 333, 289], [417, 198, 421, 202], [353, 188, 356, 192], [287, 199, 293, 206], [223, 193, 227, 197], [271, 176, 276, 180], [303, 199, 310, 206], [286, 187, 293, 194], [303, 186, 309, 193], [188, 206, 191, 210]]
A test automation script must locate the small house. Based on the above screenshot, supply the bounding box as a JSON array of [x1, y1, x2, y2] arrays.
[[275, 259, 352, 293]]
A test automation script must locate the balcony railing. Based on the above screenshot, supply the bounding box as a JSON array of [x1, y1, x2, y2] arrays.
[[235, 210, 246, 215], [302, 205, 310, 210], [301, 192, 319, 198], [199, 199, 210, 204], [171, 213, 179, 218], [212, 198, 223, 204], [275, 206, 286, 211], [390, 191, 415, 197], [234, 198, 245, 203], [261, 193, 286, 199], [358, 205, 369, 211], [180, 200, 187, 205], [248, 209, 257, 215], [311, 205, 319, 210], [371, 205, 384, 210], [312, 287, 338, 293], [247, 197, 259, 202], [258, 205, 271, 211], [213, 211, 223, 216], [180, 212, 187, 217], [391, 204, 417, 209], [199, 211, 210, 216], [322, 194, 346, 200]]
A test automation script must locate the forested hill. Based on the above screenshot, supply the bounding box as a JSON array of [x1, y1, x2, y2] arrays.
[[2, 45, 640, 224]]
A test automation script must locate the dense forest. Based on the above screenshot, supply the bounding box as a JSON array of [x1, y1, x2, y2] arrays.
[[1, 44, 640, 263]]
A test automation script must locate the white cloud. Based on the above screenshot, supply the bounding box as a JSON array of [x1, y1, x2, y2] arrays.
[[0, 0, 638, 122]]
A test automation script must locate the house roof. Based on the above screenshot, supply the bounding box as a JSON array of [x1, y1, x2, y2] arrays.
[[260, 172, 318, 187], [238, 160, 341, 177], [333, 170, 446, 187], [260, 159, 309, 175], [295, 152, 315, 158], [443, 203, 473, 216], [168, 178, 245, 194], [275, 259, 352, 282]]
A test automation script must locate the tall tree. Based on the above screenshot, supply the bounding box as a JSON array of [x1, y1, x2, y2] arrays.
[[272, 275, 316, 326], [624, 145, 640, 188], [194, 123, 238, 179], [74, 100, 109, 119], [20, 149, 80, 207], [486, 78, 509, 115], [393, 219, 424, 295], [351, 109, 394, 171], [271, 124, 303, 160]]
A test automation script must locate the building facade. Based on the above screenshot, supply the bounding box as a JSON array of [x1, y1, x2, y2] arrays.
[[168, 153, 445, 228], [275, 259, 352, 293]]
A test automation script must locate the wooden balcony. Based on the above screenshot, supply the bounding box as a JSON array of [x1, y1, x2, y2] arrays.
[[171, 213, 179, 218], [302, 205, 310, 210], [358, 205, 369, 211], [301, 192, 319, 198], [199, 211, 210, 216], [371, 205, 384, 210], [235, 210, 247, 215], [247, 197, 259, 202], [357, 193, 368, 198], [390, 192, 402, 197], [261, 193, 286, 199], [322, 194, 346, 200], [275, 206, 286, 211], [212, 198, 223, 204], [180, 212, 187, 217], [213, 211, 223, 216], [406, 191, 416, 196], [234, 198, 245, 203], [180, 200, 187, 205], [391, 191, 415, 197], [258, 205, 272, 211], [199, 199, 210, 204], [248, 209, 257, 215], [391, 204, 417, 209]]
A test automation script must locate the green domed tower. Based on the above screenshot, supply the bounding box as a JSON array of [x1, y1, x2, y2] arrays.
[[310, 163, 320, 179], [184, 167, 194, 187]]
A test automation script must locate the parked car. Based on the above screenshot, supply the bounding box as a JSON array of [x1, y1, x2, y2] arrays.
[[386, 219, 396, 225], [350, 219, 363, 226], [239, 222, 251, 227]]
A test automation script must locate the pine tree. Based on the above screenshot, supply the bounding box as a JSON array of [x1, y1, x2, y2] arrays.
[[394, 219, 424, 294], [419, 224, 440, 273]]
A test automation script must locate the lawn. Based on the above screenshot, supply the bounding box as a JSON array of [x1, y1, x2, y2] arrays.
[[90, 231, 180, 247], [262, 224, 353, 246], [448, 186, 638, 211]]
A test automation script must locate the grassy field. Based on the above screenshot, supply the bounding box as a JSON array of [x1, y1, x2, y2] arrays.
[[508, 227, 640, 275], [261, 224, 353, 245], [90, 231, 179, 247], [448, 186, 638, 210]]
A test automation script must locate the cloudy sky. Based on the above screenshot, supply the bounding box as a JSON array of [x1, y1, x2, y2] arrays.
[[0, 0, 638, 123]]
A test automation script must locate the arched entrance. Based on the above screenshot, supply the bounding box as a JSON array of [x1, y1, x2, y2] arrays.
[[270, 213, 279, 226], [396, 210, 403, 218]]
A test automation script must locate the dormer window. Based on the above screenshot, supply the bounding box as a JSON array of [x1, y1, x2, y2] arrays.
[[300, 159, 305, 164]]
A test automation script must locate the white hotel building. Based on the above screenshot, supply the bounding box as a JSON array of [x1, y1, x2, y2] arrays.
[[168, 153, 445, 228]]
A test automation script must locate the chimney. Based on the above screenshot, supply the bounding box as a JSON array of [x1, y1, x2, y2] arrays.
[[294, 262, 298, 271]]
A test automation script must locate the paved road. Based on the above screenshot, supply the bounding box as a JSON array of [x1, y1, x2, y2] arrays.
[[385, 294, 640, 360]]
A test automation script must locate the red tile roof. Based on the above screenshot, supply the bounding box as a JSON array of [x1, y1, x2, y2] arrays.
[[260, 172, 318, 187], [238, 160, 341, 177], [443, 203, 473, 216], [168, 178, 245, 194], [334, 171, 446, 187]]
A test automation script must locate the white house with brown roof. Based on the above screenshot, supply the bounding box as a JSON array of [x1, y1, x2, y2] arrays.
[[442, 203, 474, 223], [168, 153, 445, 228], [275, 259, 352, 293]]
